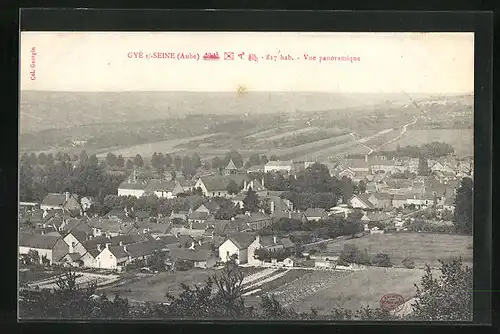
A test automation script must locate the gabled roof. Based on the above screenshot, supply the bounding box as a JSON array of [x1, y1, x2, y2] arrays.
[[199, 174, 252, 192], [197, 201, 221, 213], [169, 248, 214, 262], [108, 245, 129, 259], [227, 232, 255, 250], [349, 194, 375, 209], [304, 208, 327, 218], [118, 180, 147, 190], [20, 234, 62, 249], [145, 179, 176, 192], [258, 235, 283, 247], [125, 240, 168, 258], [41, 193, 79, 207], [63, 252, 82, 262], [188, 211, 211, 221], [225, 159, 238, 170]]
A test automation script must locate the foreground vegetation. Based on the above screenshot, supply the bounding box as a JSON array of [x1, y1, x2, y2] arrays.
[[19, 257, 472, 321]]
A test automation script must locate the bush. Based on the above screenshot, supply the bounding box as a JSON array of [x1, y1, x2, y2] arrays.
[[339, 244, 361, 264], [402, 257, 416, 269], [372, 253, 393, 267], [174, 259, 194, 271]]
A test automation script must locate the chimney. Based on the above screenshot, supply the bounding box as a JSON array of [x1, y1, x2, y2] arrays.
[[41, 229, 45, 235], [65, 191, 70, 202], [365, 155, 368, 163], [189, 241, 196, 250], [273, 236, 277, 244], [288, 211, 292, 219], [176, 232, 180, 238], [271, 201, 275, 213], [123, 245, 127, 252], [97, 244, 102, 252], [198, 239, 202, 246], [105, 243, 110, 249], [261, 177, 265, 188], [119, 241, 123, 246], [244, 180, 247, 190]]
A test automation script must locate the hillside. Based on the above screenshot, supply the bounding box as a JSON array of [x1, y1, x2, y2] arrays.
[[19, 91, 429, 134]]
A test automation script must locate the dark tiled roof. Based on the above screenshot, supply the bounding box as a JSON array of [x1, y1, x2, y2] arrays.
[[349, 194, 375, 209], [146, 179, 176, 192], [198, 201, 221, 213], [19, 234, 61, 249], [228, 232, 255, 250], [108, 245, 129, 259], [41, 193, 78, 207], [199, 174, 251, 192], [125, 240, 168, 258], [118, 181, 147, 190], [188, 212, 211, 220], [169, 248, 214, 262], [304, 208, 327, 218]]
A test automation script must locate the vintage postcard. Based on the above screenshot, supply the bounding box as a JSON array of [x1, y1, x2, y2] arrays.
[[19, 31, 474, 321]]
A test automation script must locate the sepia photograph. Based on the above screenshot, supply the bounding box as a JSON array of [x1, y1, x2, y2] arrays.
[[18, 31, 474, 321]]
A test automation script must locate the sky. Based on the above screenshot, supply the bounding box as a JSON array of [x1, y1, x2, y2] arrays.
[[20, 32, 474, 94]]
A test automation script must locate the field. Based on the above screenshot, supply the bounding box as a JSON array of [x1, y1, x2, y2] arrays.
[[326, 232, 473, 268], [104, 268, 215, 303], [95, 133, 226, 158], [277, 267, 431, 314], [383, 129, 474, 157]]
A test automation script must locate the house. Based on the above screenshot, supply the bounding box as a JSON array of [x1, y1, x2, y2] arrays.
[[242, 178, 268, 196], [263, 195, 294, 214], [367, 193, 393, 209], [349, 194, 375, 210], [95, 244, 130, 271], [40, 192, 81, 212], [187, 211, 212, 224], [19, 233, 69, 265], [369, 157, 396, 174], [247, 235, 293, 266], [170, 211, 189, 221], [304, 208, 328, 221], [144, 179, 177, 199], [118, 169, 147, 198], [209, 219, 249, 237], [236, 212, 273, 230], [194, 174, 252, 198], [62, 231, 88, 256], [361, 211, 392, 223], [264, 161, 293, 173], [338, 168, 356, 180], [60, 252, 84, 267], [328, 204, 352, 218], [195, 201, 221, 216], [223, 159, 239, 176], [342, 158, 371, 173], [218, 232, 256, 264], [312, 253, 339, 269], [126, 240, 169, 264], [177, 179, 196, 193], [168, 248, 217, 269], [80, 197, 94, 212], [271, 211, 308, 224]]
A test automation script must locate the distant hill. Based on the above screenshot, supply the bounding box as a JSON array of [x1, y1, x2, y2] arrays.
[[19, 91, 433, 134]]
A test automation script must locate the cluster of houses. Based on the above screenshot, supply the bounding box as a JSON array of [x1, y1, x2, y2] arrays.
[[18, 153, 471, 273]]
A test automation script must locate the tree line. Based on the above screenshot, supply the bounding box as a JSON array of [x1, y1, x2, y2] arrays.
[[347, 142, 455, 160]]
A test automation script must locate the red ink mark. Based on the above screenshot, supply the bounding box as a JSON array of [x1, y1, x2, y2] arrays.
[[224, 52, 234, 60], [238, 52, 245, 59], [203, 52, 220, 61], [248, 53, 258, 62], [29, 47, 36, 81], [380, 293, 405, 312]]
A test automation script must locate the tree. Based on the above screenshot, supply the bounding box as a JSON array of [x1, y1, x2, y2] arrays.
[[151, 152, 160, 169], [79, 150, 89, 165], [116, 155, 125, 168], [339, 244, 361, 265], [88, 154, 99, 167], [243, 187, 259, 212], [46, 153, 54, 165], [248, 153, 261, 167], [260, 155, 269, 164], [38, 153, 47, 165], [372, 253, 392, 267], [453, 177, 473, 235], [211, 156, 223, 170], [125, 159, 134, 169], [174, 155, 182, 170], [28, 153, 38, 165], [226, 179, 240, 195], [402, 257, 415, 269], [170, 170, 177, 181], [133, 154, 144, 168], [20, 159, 34, 201], [410, 258, 472, 321], [418, 156, 429, 176], [215, 199, 240, 220], [191, 153, 201, 169], [225, 150, 243, 168], [270, 155, 278, 161], [357, 180, 367, 194], [106, 153, 118, 167], [27, 249, 40, 265]]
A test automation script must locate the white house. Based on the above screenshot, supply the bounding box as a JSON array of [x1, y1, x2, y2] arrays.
[[264, 161, 293, 173], [19, 234, 69, 265], [246, 235, 287, 266], [40, 192, 82, 212], [118, 181, 147, 198], [62, 232, 88, 255], [95, 244, 130, 271], [144, 180, 177, 199], [218, 233, 255, 264]]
